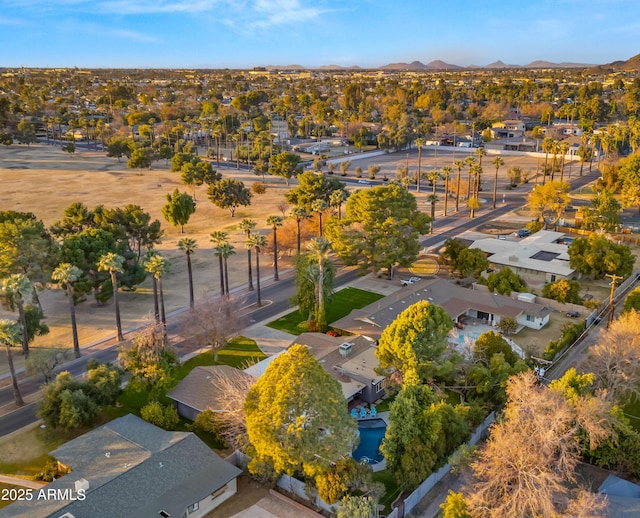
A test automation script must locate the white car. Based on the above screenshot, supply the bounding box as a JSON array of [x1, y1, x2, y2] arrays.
[[408, 276, 421, 283], [358, 179, 371, 184], [400, 279, 414, 286]]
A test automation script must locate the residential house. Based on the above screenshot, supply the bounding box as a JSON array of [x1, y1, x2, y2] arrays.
[[0, 414, 242, 518], [469, 230, 575, 283], [332, 277, 551, 338]]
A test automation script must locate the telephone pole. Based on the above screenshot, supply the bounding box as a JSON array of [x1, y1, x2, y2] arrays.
[[606, 273, 623, 326]]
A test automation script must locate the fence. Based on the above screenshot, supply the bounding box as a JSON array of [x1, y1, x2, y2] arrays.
[[276, 473, 338, 514]]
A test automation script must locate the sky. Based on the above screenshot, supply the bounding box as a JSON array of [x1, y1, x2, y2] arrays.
[[1, 0, 639, 69]]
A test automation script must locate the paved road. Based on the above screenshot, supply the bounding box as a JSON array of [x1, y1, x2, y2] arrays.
[[0, 153, 600, 437]]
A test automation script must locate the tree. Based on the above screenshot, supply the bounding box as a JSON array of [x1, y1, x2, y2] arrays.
[[245, 344, 358, 476], [440, 491, 471, 518], [285, 171, 348, 213], [582, 188, 621, 231], [441, 166, 452, 217], [118, 323, 177, 393], [542, 279, 582, 304], [568, 234, 635, 279], [37, 372, 99, 430], [586, 310, 640, 403], [145, 254, 170, 327], [339, 160, 352, 177], [161, 189, 196, 233], [127, 147, 153, 174], [25, 348, 69, 383], [623, 286, 640, 313], [0, 273, 32, 356], [457, 248, 490, 279], [107, 137, 132, 162], [337, 496, 379, 518], [527, 180, 571, 228], [290, 207, 309, 255], [619, 152, 640, 213], [266, 215, 283, 281], [97, 252, 125, 341], [491, 156, 504, 209], [269, 151, 302, 185], [326, 184, 430, 279], [474, 331, 517, 366], [177, 237, 197, 309], [415, 137, 424, 193], [51, 263, 83, 358], [304, 237, 332, 331], [484, 266, 527, 295], [207, 178, 252, 217], [376, 300, 453, 385], [0, 319, 24, 406], [464, 371, 609, 518], [247, 233, 267, 307], [239, 219, 256, 291]]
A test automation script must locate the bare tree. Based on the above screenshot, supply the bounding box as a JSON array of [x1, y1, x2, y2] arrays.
[[25, 348, 69, 383], [586, 310, 640, 403], [465, 371, 609, 518], [179, 298, 245, 361]]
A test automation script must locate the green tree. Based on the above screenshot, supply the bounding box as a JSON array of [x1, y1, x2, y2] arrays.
[[440, 491, 471, 518], [326, 184, 430, 279], [284, 171, 348, 212], [304, 237, 332, 331], [337, 496, 379, 518], [245, 344, 358, 476], [161, 189, 196, 233], [37, 371, 99, 430], [582, 189, 621, 231], [620, 153, 640, 213], [107, 137, 132, 162], [542, 279, 582, 304], [568, 234, 635, 279], [474, 331, 517, 366], [177, 237, 197, 309], [127, 147, 152, 174], [269, 151, 302, 185], [376, 300, 453, 385], [97, 252, 125, 341], [0, 273, 32, 356], [290, 207, 309, 255], [210, 231, 229, 297], [51, 263, 83, 358], [140, 400, 179, 430], [266, 215, 283, 281], [527, 180, 571, 227], [491, 156, 504, 209], [290, 250, 336, 329], [239, 219, 257, 291], [145, 254, 170, 327], [456, 248, 490, 279], [484, 266, 527, 295], [0, 319, 24, 406], [207, 178, 252, 217], [623, 286, 640, 313], [247, 233, 267, 307]]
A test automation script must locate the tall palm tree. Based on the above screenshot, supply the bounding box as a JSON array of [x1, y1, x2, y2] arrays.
[[0, 320, 24, 406], [266, 215, 283, 281], [247, 234, 267, 307], [290, 207, 309, 255], [415, 137, 425, 193], [541, 137, 553, 184], [177, 237, 198, 309], [491, 156, 505, 209], [453, 160, 465, 212], [464, 156, 476, 201], [52, 263, 83, 358], [145, 254, 170, 327], [311, 199, 328, 237], [305, 237, 332, 331], [218, 243, 236, 297], [97, 252, 125, 342], [1, 274, 32, 357], [427, 194, 439, 233], [441, 166, 452, 217], [210, 231, 229, 297], [559, 141, 569, 183], [329, 189, 348, 220], [550, 140, 560, 181], [474, 147, 487, 169], [239, 219, 256, 291]]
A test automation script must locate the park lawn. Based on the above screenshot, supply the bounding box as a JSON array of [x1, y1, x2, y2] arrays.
[[267, 287, 384, 335]]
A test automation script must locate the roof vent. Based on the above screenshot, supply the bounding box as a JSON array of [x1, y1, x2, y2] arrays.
[[105, 452, 111, 458], [339, 342, 354, 357], [75, 479, 90, 492], [58, 513, 75, 518]]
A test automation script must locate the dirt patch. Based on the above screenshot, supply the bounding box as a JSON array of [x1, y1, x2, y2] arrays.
[[205, 474, 271, 517]]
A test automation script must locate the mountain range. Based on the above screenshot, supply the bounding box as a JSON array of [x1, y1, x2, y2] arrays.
[[263, 53, 640, 71]]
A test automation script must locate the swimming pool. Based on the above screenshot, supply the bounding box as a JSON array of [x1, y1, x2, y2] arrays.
[[352, 418, 386, 464]]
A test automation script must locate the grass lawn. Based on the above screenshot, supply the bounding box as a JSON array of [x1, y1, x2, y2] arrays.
[[267, 287, 384, 335], [0, 482, 21, 510], [373, 469, 403, 515], [623, 396, 640, 432]]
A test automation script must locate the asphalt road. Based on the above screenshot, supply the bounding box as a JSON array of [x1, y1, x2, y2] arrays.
[[0, 153, 601, 437]]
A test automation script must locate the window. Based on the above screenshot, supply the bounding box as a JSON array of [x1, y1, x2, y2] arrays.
[[526, 315, 535, 322], [187, 502, 199, 514], [211, 484, 228, 499], [374, 380, 385, 393], [159, 511, 170, 518]]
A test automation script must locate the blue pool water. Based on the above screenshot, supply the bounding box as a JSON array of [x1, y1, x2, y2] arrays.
[[352, 418, 386, 463]]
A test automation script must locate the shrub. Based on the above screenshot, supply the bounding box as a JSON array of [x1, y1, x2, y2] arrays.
[[525, 220, 543, 234], [541, 279, 582, 304], [140, 401, 180, 429], [251, 182, 267, 194], [543, 321, 586, 360], [35, 456, 71, 482], [193, 409, 223, 440], [498, 317, 517, 335]]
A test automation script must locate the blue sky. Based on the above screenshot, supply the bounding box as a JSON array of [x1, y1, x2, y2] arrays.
[[1, 0, 639, 68]]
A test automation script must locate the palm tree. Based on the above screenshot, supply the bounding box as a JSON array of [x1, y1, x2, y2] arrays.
[[441, 166, 452, 217], [541, 137, 553, 184], [468, 166, 481, 218], [329, 189, 348, 221], [239, 219, 256, 291], [247, 234, 267, 307], [464, 156, 476, 201], [550, 140, 560, 181], [210, 231, 229, 297], [97, 252, 125, 342], [474, 146, 487, 169], [415, 137, 425, 193], [311, 199, 328, 237], [218, 243, 236, 297], [1, 274, 32, 357], [491, 156, 505, 209], [177, 237, 198, 309], [559, 141, 569, 183], [267, 215, 283, 281], [290, 207, 309, 255], [145, 254, 170, 327], [453, 160, 465, 212], [0, 320, 24, 406], [52, 263, 83, 358], [428, 194, 439, 232], [305, 237, 332, 331]]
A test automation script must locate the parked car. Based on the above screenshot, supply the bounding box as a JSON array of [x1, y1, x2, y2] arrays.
[[516, 228, 531, 238], [408, 276, 421, 283], [400, 279, 414, 286], [358, 179, 371, 185], [566, 311, 580, 318]]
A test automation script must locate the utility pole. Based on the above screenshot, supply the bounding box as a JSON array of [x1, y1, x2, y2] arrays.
[[606, 273, 623, 326]]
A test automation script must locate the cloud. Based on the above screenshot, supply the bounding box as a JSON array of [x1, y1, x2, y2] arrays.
[[95, 0, 222, 14]]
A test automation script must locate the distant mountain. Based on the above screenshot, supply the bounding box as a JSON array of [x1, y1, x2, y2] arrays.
[[593, 52, 640, 71], [425, 60, 463, 70], [485, 60, 519, 69], [524, 60, 593, 68], [265, 64, 305, 70], [380, 60, 461, 71], [316, 64, 362, 70]]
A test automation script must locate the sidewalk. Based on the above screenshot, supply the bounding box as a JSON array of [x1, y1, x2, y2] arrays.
[[0, 474, 47, 490]]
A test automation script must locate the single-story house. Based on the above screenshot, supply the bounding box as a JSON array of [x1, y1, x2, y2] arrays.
[[0, 414, 242, 518], [332, 277, 551, 340], [469, 230, 576, 283], [292, 333, 387, 404], [167, 365, 254, 421]]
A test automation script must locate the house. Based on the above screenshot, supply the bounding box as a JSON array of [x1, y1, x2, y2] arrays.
[[292, 333, 387, 404], [469, 230, 575, 283], [167, 365, 254, 421], [0, 414, 242, 518], [332, 277, 551, 339]]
